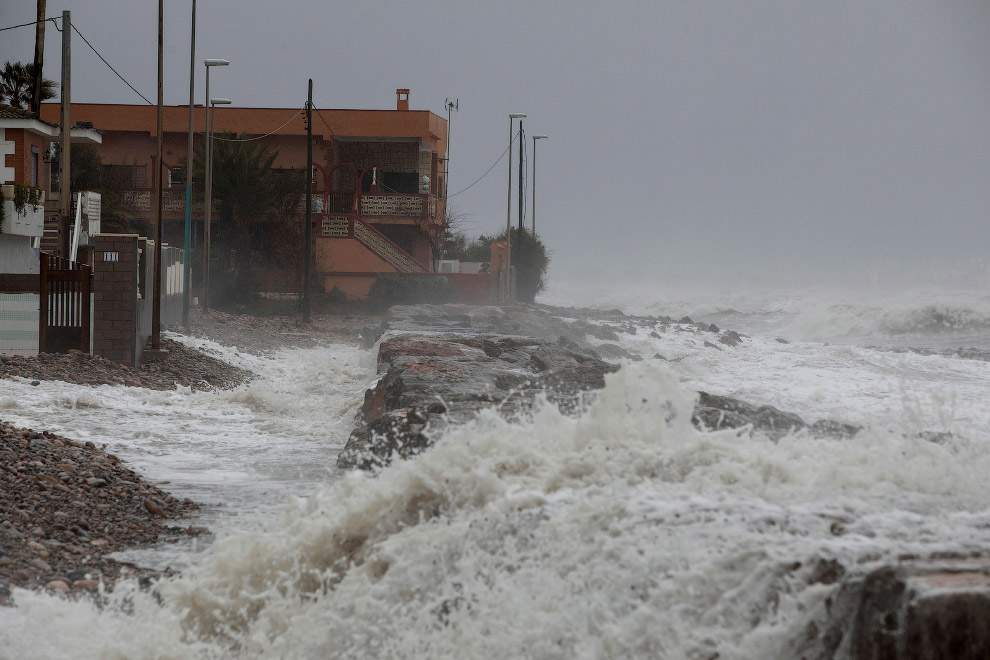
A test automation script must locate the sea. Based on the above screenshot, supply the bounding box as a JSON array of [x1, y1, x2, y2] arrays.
[[1, 278, 989, 659]]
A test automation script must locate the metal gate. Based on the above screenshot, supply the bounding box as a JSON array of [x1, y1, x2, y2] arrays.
[[39, 253, 91, 354]]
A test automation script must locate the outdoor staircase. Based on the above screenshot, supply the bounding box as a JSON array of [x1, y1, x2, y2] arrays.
[[353, 219, 427, 273], [322, 215, 428, 273], [40, 209, 61, 255]]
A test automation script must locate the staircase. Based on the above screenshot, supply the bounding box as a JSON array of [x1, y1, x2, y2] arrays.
[[353, 219, 427, 273], [40, 209, 61, 255], [322, 215, 428, 273]]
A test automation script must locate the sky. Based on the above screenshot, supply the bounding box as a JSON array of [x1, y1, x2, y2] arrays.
[[3, 1, 989, 287]]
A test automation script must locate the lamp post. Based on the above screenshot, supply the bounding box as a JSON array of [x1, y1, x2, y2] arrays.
[[182, 1, 197, 328], [201, 57, 228, 312], [204, 96, 231, 311], [505, 112, 525, 304], [531, 134, 547, 237]]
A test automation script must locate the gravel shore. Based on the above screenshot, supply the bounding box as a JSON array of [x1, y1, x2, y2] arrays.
[[0, 308, 370, 606], [0, 420, 200, 605]]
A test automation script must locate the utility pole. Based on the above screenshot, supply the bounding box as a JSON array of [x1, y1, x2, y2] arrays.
[[517, 120, 524, 264], [151, 0, 164, 352], [183, 0, 196, 328], [58, 10, 70, 259], [30, 0, 46, 115], [303, 79, 313, 324]]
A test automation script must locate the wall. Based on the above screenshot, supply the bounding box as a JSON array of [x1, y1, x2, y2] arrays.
[[0, 292, 40, 356], [1, 128, 48, 188], [0, 234, 39, 274], [0, 128, 14, 183], [133, 237, 156, 366], [322, 272, 491, 304], [92, 234, 138, 366], [315, 237, 395, 274]]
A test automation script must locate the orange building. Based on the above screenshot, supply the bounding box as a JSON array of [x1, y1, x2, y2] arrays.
[[39, 89, 448, 300]]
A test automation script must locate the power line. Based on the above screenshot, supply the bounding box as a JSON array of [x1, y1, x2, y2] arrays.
[[0, 17, 58, 32], [70, 21, 301, 142], [71, 23, 154, 105], [447, 133, 518, 199], [316, 106, 520, 202]]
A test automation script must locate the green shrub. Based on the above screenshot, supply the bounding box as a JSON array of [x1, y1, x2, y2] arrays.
[[326, 285, 347, 304], [367, 275, 458, 312]]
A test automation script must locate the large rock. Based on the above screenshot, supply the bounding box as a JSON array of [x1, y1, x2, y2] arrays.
[[338, 304, 860, 469], [792, 559, 990, 659], [336, 330, 618, 469]]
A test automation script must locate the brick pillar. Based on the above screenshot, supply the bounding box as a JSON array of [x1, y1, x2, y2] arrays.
[[92, 234, 138, 366]]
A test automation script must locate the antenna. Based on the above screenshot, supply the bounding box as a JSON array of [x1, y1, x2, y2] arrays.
[[444, 98, 459, 201]]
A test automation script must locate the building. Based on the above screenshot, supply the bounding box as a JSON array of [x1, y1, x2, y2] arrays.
[[39, 89, 456, 300], [1, 104, 101, 275]]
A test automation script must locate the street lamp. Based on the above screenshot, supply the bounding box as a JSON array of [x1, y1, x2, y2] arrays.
[[182, 1, 197, 328], [505, 112, 525, 304], [531, 135, 548, 237], [202, 58, 228, 311], [204, 96, 230, 311]]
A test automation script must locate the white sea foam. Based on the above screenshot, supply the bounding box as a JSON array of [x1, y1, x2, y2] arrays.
[[543, 277, 990, 349], [3, 362, 990, 659], [0, 339, 371, 569]]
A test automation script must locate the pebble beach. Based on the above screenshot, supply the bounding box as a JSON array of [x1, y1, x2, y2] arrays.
[[0, 308, 370, 605]]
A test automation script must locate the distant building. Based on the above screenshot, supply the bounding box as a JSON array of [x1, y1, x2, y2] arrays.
[[40, 89, 448, 300]]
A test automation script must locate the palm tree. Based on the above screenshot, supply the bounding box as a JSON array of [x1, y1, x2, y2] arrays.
[[187, 133, 304, 305], [0, 60, 57, 109]]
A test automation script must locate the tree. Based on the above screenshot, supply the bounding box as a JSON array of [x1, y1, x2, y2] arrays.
[[425, 205, 470, 271], [444, 228, 550, 302], [511, 228, 550, 302], [0, 61, 56, 109], [65, 144, 135, 234], [187, 133, 303, 305]]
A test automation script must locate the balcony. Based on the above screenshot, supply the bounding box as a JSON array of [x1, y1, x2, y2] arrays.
[[1, 185, 45, 237]]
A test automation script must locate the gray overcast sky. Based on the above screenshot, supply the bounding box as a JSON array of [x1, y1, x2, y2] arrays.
[[3, 1, 989, 284]]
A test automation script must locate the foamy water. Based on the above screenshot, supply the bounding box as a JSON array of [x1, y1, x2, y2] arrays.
[[1, 284, 989, 659], [0, 334, 371, 568]]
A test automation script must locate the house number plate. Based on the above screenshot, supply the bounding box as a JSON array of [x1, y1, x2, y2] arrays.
[[104, 252, 119, 262]]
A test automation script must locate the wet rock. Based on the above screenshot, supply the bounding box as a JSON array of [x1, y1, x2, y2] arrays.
[[795, 559, 990, 660], [718, 330, 743, 347], [695, 391, 856, 440], [143, 498, 165, 516], [338, 311, 620, 470], [73, 579, 99, 590], [44, 579, 69, 593], [29, 558, 52, 573]]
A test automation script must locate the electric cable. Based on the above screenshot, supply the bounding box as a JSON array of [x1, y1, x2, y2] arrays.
[[70, 21, 301, 142], [0, 17, 58, 32]]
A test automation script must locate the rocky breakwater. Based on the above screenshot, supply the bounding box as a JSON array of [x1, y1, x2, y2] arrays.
[[338, 303, 859, 468], [340, 303, 990, 659], [0, 419, 201, 606], [337, 307, 620, 469]]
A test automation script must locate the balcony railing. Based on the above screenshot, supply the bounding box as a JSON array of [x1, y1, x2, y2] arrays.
[[119, 189, 203, 214], [113, 188, 439, 221]]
